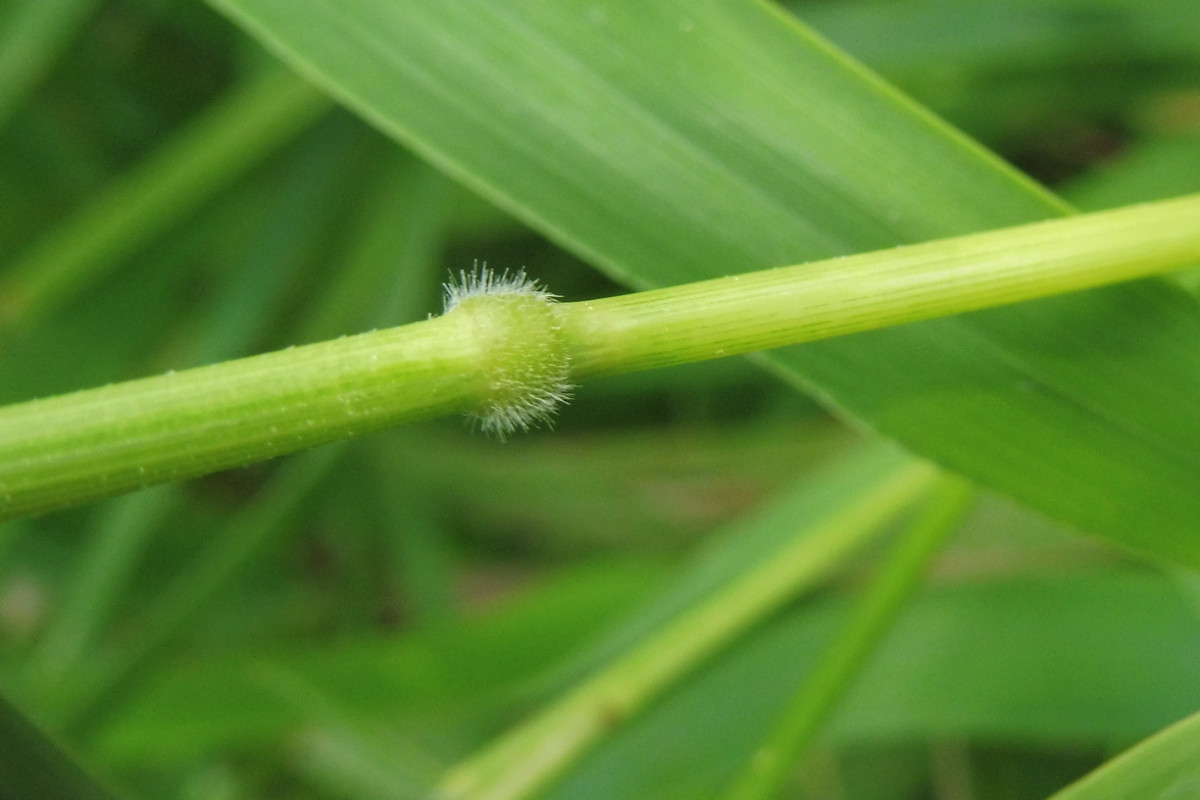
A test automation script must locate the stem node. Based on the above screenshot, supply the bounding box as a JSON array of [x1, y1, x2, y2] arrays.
[[443, 269, 573, 439]]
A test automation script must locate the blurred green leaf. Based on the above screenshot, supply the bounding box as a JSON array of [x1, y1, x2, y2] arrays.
[[0, 692, 118, 800], [92, 562, 1200, 795], [1064, 135, 1200, 211], [438, 443, 934, 800], [721, 476, 974, 800], [543, 569, 1200, 799], [0, 0, 102, 129], [90, 559, 665, 768], [21, 119, 372, 716], [383, 420, 852, 553], [792, 0, 1200, 147], [0, 64, 328, 337]]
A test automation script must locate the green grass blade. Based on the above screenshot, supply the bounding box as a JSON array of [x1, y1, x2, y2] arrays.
[[0, 0, 102, 129], [63, 442, 348, 739], [721, 476, 975, 800], [437, 443, 937, 800], [543, 568, 1200, 799], [1047, 710, 1200, 800], [90, 560, 662, 770], [291, 153, 453, 343], [21, 485, 178, 702], [0, 64, 329, 338], [204, 0, 1200, 568], [91, 567, 1200, 792], [0, 693, 119, 800]]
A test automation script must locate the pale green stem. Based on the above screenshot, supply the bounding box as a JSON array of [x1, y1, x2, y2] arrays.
[[436, 451, 939, 800], [721, 475, 976, 800], [2, 194, 1199, 520], [26, 157, 455, 740], [558, 193, 1200, 377], [21, 131, 376, 715], [0, 311, 482, 510]]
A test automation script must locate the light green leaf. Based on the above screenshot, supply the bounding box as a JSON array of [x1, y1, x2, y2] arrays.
[[1049, 710, 1200, 800], [206, 0, 1200, 567]]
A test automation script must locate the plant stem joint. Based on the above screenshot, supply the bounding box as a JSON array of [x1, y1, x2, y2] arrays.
[[442, 268, 573, 439]]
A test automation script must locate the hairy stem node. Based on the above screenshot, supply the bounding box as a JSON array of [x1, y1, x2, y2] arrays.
[[443, 269, 573, 438]]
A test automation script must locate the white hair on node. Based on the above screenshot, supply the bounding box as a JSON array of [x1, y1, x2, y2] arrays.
[[443, 265, 556, 314], [442, 265, 572, 440]]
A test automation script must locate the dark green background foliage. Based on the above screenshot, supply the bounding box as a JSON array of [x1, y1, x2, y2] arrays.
[[1, 0, 1199, 798]]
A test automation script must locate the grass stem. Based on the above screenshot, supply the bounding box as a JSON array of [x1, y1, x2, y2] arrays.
[[1, 194, 1198, 519], [558, 193, 1200, 377]]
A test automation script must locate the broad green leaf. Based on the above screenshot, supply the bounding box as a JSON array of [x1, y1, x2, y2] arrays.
[[1049, 710, 1200, 800], [207, 0, 1200, 568]]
